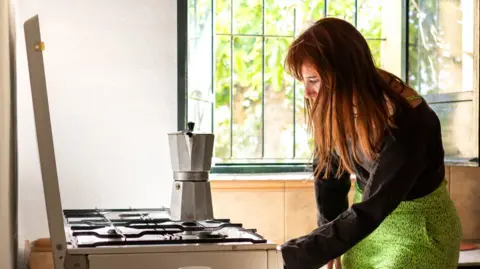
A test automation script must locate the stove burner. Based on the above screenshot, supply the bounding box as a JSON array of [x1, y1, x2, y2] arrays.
[[205, 219, 231, 223], [118, 213, 145, 218], [197, 231, 225, 239]]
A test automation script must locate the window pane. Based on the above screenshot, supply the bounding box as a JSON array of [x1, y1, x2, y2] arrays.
[[327, 0, 355, 24], [357, 0, 383, 38], [233, 0, 262, 35], [407, 0, 420, 92], [188, 0, 213, 132], [232, 37, 263, 158], [407, 0, 475, 94], [188, 98, 213, 134], [296, 0, 326, 33], [265, 0, 295, 36], [214, 36, 232, 160], [367, 39, 382, 67], [408, 0, 477, 161], [215, 0, 231, 34], [408, 43, 420, 91], [189, 0, 211, 38], [294, 83, 313, 160], [429, 100, 475, 160], [264, 37, 294, 159]]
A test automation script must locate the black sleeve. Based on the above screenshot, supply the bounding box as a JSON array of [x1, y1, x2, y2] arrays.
[[312, 155, 351, 226], [281, 131, 426, 269]]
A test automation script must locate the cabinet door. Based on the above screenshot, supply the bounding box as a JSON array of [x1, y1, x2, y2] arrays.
[[88, 250, 268, 269]]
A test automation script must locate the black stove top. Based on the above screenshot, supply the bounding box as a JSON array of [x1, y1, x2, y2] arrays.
[[63, 208, 268, 248]]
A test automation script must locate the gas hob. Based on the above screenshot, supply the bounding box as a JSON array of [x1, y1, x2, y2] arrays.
[[64, 208, 268, 248], [59, 208, 283, 269]]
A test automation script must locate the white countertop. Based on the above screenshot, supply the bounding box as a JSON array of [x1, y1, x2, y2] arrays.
[[459, 249, 480, 266]]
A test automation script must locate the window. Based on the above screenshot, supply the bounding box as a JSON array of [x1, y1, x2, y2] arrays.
[[407, 0, 479, 164], [178, 0, 480, 173]]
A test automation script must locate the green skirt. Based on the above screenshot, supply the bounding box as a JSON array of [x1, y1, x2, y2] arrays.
[[341, 180, 462, 269]]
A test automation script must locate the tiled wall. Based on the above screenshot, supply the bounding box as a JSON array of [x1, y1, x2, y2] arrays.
[[211, 180, 347, 244], [211, 181, 288, 244], [450, 166, 480, 241], [210, 165, 480, 245]]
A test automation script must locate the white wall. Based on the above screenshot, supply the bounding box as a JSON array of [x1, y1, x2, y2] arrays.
[[1, 1, 15, 269], [15, 0, 177, 254]]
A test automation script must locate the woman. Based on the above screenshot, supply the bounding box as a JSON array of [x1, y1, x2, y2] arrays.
[[280, 17, 462, 269]]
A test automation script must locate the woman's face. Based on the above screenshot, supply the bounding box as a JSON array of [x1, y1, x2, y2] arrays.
[[301, 63, 358, 118], [301, 63, 321, 99]]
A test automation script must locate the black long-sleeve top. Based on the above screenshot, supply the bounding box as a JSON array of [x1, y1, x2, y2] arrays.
[[281, 99, 446, 269]]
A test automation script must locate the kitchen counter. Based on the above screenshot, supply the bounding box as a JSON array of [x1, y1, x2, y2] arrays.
[[25, 238, 480, 269], [459, 248, 480, 267], [210, 177, 480, 268]]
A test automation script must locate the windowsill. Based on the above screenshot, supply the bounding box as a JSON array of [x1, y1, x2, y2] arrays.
[[210, 172, 357, 181], [445, 160, 479, 167], [459, 245, 480, 266], [210, 172, 313, 181], [208, 158, 479, 181]]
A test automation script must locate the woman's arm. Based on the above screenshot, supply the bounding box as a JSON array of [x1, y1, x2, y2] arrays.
[[312, 155, 351, 226], [281, 129, 426, 269]]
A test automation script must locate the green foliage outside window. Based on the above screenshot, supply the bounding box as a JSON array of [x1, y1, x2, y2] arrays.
[[186, 0, 478, 170], [201, 0, 384, 163]]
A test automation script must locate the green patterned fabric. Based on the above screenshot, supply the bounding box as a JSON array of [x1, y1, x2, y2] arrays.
[[406, 95, 423, 101], [341, 180, 462, 269]]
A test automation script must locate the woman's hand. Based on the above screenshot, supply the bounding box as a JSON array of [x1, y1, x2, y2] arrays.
[[326, 258, 342, 269]]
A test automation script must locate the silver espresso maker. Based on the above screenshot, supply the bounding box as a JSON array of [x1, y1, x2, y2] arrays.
[[168, 122, 215, 221]]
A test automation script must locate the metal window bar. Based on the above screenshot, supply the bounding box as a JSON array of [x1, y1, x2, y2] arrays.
[[292, 7, 297, 158], [354, 0, 358, 27], [324, 0, 328, 17], [216, 0, 386, 164], [416, 0, 422, 93], [211, 0, 215, 134], [435, 0, 439, 93], [261, 0, 265, 157], [402, 0, 409, 81], [177, 0, 188, 131], [229, 0, 234, 158]]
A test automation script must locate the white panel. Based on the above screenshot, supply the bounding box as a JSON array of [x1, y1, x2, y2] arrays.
[[0, 0, 15, 268], [16, 0, 178, 255], [88, 251, 268, 269], [267, 249, 284, 269]]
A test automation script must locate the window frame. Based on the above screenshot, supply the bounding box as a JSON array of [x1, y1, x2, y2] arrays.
[[404, 0, 480, 167], [177, 0, 480, 174]]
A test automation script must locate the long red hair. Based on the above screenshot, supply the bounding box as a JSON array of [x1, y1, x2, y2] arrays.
[[285, 18, 411, 179]]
